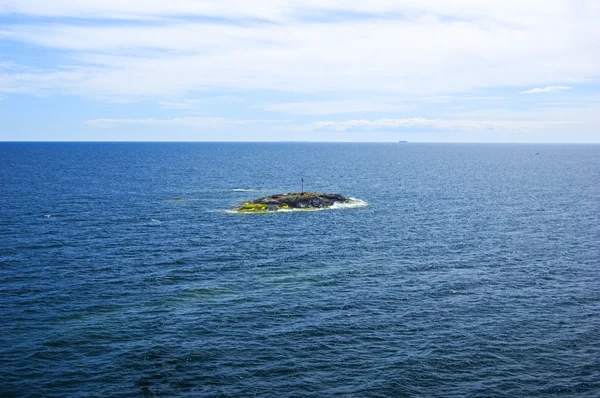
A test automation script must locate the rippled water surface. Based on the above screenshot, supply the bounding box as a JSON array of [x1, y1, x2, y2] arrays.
[[1, 142, 599, 397]]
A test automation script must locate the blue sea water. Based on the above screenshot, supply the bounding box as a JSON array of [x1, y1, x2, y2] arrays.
[[0, 142, 599, 397]]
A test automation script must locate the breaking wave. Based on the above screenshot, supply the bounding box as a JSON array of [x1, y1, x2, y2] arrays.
[[329, 198, 369, 210]]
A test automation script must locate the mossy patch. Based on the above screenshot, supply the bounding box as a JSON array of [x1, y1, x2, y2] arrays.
[[237, 202, 270, 213]]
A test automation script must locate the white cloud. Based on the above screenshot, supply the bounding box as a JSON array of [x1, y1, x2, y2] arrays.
[[1, 1, 596, 26], [0, 1, 598, 99], [158, 96, 241, 110], [0, 1, 287, 21], [264, 100, 412, 115], [265, 96, 506, 115], [314, 117, 577, 132], [520, 86, 573, 94], [158, 100, 202, 110], [85, 117, 281, 128], [0, 61, 19, 70]]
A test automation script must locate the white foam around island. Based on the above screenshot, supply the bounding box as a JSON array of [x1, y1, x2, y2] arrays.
[[329, 198, 369, 209], [224, 198, 368, 214]]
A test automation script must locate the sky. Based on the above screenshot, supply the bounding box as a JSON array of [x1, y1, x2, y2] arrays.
[[1, 0, 599, 142]]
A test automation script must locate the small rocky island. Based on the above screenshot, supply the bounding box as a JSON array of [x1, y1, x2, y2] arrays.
[[236, 192, 354, 213]]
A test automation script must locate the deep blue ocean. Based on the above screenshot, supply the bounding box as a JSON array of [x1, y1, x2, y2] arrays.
[[1, 142, 599, 397]]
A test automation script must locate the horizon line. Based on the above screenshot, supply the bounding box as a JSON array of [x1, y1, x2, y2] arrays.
[[1, 140, 599, 145]]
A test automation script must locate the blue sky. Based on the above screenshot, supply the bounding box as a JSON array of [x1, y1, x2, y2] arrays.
[[1, 0, 599, 142]]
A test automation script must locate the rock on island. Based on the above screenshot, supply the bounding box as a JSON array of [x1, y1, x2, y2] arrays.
[[237, 192, 351, 213]]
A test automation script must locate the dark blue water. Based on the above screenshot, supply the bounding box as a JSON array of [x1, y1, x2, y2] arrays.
[[1, 142, 599, 397]]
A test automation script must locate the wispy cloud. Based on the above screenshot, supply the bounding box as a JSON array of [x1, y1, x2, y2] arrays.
[[1, 2, 599, 99], [158, 100, 202, 110], [520, 86, 573, 94], [264, 100, 412, 115], [85, 117, 281, 128], [314, 117, 577, 132], [0, 1, 595, 27], [0, 61, 19, 70], [265, 96, 506, 115]]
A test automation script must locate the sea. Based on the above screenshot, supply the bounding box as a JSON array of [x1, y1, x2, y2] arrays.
[[1, 142, 599, 397]]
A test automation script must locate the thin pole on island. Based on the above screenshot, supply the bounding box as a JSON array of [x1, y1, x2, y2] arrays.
[[301, 178, 304, 195]]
